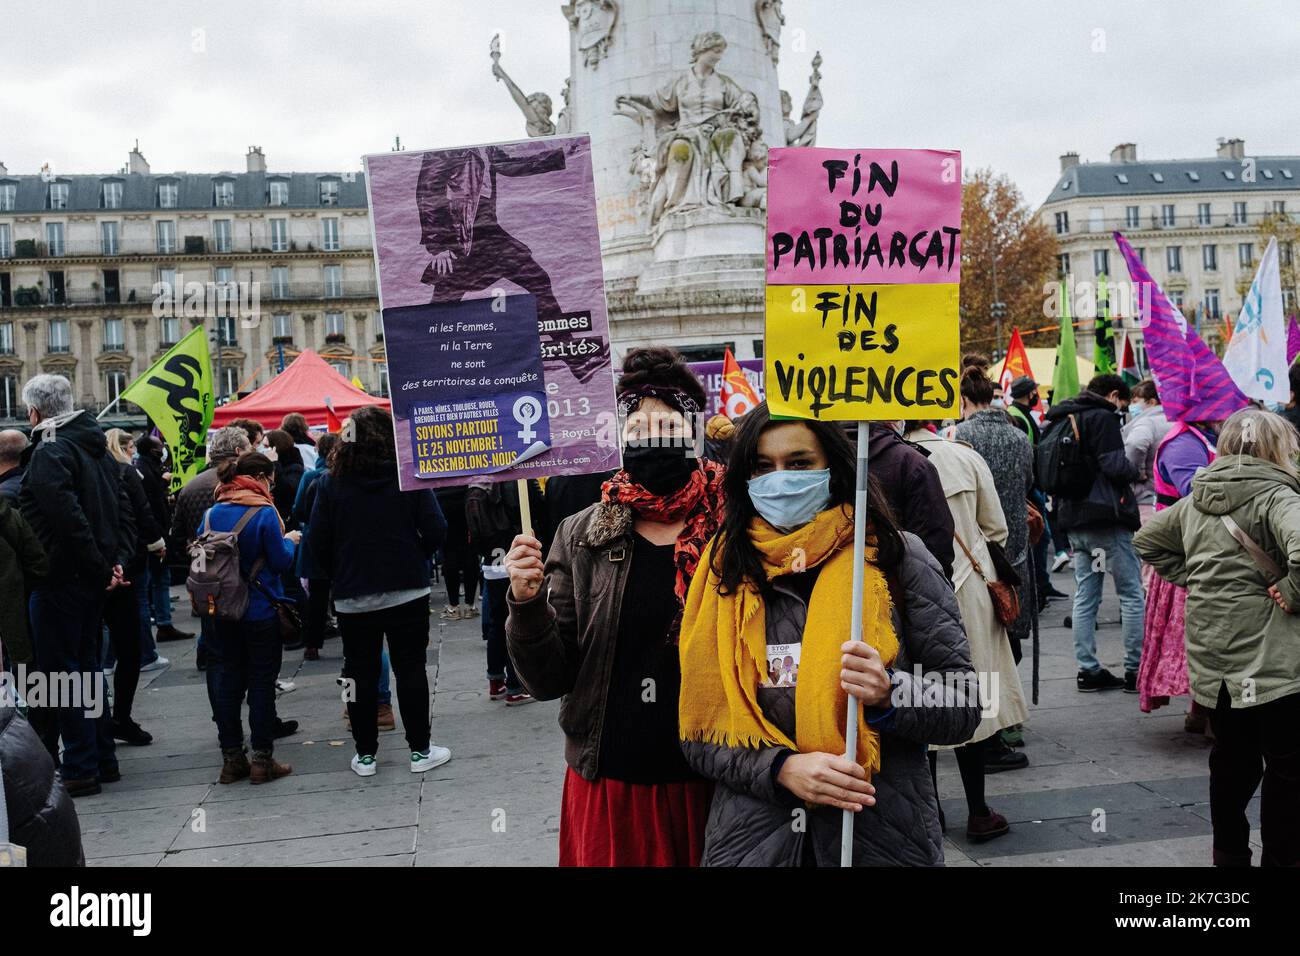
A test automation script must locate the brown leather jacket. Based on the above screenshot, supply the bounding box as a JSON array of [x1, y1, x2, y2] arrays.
[[505, 499, 638, 780]]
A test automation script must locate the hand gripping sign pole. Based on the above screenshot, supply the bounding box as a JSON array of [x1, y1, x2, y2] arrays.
[[840, 421, 870, 867]]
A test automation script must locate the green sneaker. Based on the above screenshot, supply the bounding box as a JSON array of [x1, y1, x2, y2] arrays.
[[350, 754, 377, 777], [1000, 726, 1025, 748]]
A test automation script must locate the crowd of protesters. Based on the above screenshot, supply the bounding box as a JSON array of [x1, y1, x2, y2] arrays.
[[2, 346, 1299, 869]]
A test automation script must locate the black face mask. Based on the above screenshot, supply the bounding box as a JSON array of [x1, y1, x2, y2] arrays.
[[622, 443, 698, 496]]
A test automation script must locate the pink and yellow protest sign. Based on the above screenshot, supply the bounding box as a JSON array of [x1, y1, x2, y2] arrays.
[[765, 147, 962, 421], [766, 147, 962, 286]]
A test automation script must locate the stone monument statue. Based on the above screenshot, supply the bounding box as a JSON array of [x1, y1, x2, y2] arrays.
[[755, 0, 784, 64], [563, 0, 618, 68], [491, 33, 557, 137], [782, 51, 823, 147], [614, 31, 765, 224]]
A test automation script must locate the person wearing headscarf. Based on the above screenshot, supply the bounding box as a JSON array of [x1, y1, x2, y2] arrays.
[[504, 347, 725, 866]]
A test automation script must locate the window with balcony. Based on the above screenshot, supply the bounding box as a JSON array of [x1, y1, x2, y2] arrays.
[[46, 182, 69, 210], [1274, 200, 1288, 215], [100, 221, 119, 255], [1202, 244, 1218, 271], [1170, 290, 1184, 310], [268, 179, 289, 207], [322, 218, 340, 252], [271, 266, 289, 299], [45, 222, 65, 256], [1204, 288, 1221, 319], [0, 374, 18, 419], [1054, 211, 1069, 235], [0, 183, 14, 212], [217, 314, 237, 346], [0, 321, 13, 355], [1239, 243, 1254, 267], [1197, 203, 1212, 226], [325, 310, 345, 340], [161, 315, 180, 346], [156, 220, 177, 254], [323, 265, 342, 297], [1056, 253, 1070, 277], [213, 179, 235, 208], [319, 179, 340, 206], [103, 317, 124, 351], [100, 180, 123, 209], [46, 270, 65, 304], [273, 313, 293, 342], [214, 266, 234, 316], [0, 223, 10, 258], [105, 369, 127, 406], [1125, 206, 1140, 229], [1167, 246, 1182, 273], [1161, 204, 1176, 227], [48, 318, 70, 353], [213, 218, 232, 253], [157, 181, 179, 209], [1091, 249, 1108, 276], [1233, 201, 1247, 225], [1088, 207, 1104, 233], [222, 366, 239, 397], [269, 218, 288, 253]]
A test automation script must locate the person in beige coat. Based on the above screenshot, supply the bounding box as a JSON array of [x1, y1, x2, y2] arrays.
[[903, 424, 1030, 843]]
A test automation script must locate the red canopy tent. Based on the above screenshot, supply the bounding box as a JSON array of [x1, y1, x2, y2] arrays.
[[210, 349, 390, 430]]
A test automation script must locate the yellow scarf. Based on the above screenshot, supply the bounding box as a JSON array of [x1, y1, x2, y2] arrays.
[[678, 505, 899, 777]]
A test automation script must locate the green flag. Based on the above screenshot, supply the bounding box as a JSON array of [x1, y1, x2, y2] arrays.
[[1094, 273, 1116, 376], [1051, 280, 1080, 402], [120, 326, 214, 491]]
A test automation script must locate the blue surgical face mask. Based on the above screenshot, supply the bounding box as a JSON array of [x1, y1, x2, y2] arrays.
[[747, 468, 832, 533]]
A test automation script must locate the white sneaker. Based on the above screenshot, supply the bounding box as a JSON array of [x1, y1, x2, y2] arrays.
[[351, 753, 377, 777], [1051, 551, 1071, 573], [410, 745, 451, 773], [139, 656, 170, 673]]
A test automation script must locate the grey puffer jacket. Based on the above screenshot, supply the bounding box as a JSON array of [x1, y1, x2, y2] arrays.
[[0, 704, 85, 866], [681, 534, 980, 867]]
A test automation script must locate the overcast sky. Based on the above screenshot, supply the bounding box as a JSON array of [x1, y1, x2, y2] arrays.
[[2, 0, 1297, 207]]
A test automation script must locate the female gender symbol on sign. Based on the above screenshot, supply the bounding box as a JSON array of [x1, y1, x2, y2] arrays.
[[513, 395, 543, 443]]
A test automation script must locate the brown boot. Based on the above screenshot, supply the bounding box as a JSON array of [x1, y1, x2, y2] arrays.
[[219, 747, 250, 784], [377, 703, 396, 731], [249, 749, 293, 784]]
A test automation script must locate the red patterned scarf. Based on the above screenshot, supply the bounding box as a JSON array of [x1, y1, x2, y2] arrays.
[[602, 458, 725, 607], [215, 475, 283, 532]]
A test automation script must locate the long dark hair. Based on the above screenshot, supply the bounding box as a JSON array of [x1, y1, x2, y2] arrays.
[[216, 451, 275, 484], [330, 406, 396, 478], [712, 402, 903, 595]]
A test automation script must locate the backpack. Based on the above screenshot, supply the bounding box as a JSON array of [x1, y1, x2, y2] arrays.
[[186, 506, 261, 622], [465, 481, 515, 559], [1036, 413, 1093, 498]]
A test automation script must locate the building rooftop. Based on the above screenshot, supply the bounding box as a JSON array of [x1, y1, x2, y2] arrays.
[[1043, 155, 1300, 206], [0, 169, 368, 214]]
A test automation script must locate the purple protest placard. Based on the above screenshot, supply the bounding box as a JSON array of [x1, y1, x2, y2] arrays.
[[364, 134, 618, 490], [766, 147, 962, 286]]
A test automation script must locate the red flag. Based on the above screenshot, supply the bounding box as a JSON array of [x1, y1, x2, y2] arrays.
[[997, 329, 1043, 413], [325, 398, 342, 434], [720, 348, 760, 419]]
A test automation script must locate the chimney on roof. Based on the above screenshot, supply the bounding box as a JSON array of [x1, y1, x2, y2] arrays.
[[246, 146, 266, 173], [1217, 137, 1245, 160], [1060, 152, 1080, 172], [0, 161, 7, 176], [128, 140, 150, 175], [1110, 143, 1137, 163]]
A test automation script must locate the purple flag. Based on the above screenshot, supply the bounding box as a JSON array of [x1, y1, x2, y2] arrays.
[[1288, 315, 1300, 365], [1113, 231, 1249, 422]]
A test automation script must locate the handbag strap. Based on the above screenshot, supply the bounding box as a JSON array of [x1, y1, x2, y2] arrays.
[[1220, 514, 1283, 582], [952, 531, 989, 581]]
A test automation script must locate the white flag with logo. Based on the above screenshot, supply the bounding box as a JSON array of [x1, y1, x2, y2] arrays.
[[1223, 237, 1286, 403]]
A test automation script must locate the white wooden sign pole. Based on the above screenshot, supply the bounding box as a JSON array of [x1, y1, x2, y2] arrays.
[[841, 420, 871, 867]]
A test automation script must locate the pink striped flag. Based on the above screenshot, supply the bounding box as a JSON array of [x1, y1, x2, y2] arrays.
[[1113, 231, 1249, 422], [1288, 315, 1300, 365]]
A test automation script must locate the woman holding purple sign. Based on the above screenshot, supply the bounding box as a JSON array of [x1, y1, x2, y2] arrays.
[[504, 347, 725, 866]]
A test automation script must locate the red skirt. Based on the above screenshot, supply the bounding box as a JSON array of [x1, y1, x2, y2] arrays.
[[558, 767, 713, 867]]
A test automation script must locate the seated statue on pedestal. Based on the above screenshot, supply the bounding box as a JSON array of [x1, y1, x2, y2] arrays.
[[615, 31, 765, 224]]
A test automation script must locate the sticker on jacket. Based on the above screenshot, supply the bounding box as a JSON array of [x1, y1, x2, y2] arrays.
[[762, 643, 801, 688]]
